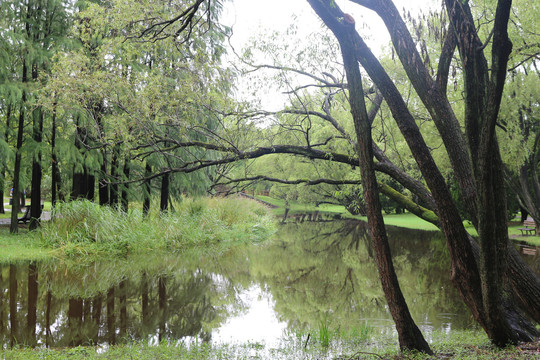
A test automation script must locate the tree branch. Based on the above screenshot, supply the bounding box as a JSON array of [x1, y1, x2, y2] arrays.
[[436, 25, 457, 94]]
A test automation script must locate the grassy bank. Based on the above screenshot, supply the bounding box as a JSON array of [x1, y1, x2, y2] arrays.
[[257, 195, 540, 243], [0, 197, 276, 261], [0, 228, 57, 262], [1, 330, 537, 359]]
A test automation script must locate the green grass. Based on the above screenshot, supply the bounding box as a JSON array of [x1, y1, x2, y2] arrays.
[[258, 195, 452, 231], [0, 228, 57, 262], [318, 315, 331, 348], [380, 213, 439, 231], [0, 197, 276, 262], [258, 195, 540, 243], [0, 330, 537, 359], [508, 222, 540, 245]]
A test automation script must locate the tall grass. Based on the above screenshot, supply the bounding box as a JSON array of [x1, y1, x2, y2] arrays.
[[38, 198, 275, 258], [318, 315, 331, 348]]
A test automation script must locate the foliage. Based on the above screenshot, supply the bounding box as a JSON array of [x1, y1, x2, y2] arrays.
[[37, 198, 275, 258], [1, 331, 538, 359]]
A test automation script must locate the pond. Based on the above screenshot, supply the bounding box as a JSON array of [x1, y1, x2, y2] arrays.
[[1, 220, 538, 350]]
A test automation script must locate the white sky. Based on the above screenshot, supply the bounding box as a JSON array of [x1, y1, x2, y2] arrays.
[[222, 0, 440, 54], [221, 0, 440, 110]]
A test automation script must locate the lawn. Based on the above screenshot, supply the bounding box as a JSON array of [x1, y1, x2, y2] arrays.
[[256, 195, 540, 244], [0, 227, 57, 262]]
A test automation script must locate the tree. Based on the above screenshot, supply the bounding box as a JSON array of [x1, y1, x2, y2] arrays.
[[39, 0, 231, 213], [305, 0, 538, 348], [0, 0, 71, 232], [140, 0, 540, 351]]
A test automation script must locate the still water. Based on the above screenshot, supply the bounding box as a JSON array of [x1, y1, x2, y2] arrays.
[[0, 220, 538, 349]]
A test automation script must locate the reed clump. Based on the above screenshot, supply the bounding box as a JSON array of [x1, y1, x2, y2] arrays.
[[39, 198, 275, 258]]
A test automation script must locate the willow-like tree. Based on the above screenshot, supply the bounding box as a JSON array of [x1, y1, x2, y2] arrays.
[[129, 0, 539, 350], [306, 0, 538, 349]]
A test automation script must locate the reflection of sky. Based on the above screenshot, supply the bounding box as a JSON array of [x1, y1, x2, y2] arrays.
[[213, 285, 287, 347], [210, 284, 459, 347]]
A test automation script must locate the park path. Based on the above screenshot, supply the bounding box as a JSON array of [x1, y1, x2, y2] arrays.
[[0, 202, 51, 225]]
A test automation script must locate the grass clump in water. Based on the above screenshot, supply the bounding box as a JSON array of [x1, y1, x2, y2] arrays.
[[2, 330, 539, 359], [38, 198, 275, 258], [319, 315, 331, 348]]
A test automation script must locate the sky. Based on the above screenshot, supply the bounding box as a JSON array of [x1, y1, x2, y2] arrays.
[[221, 0, 440, 54], [220, 0, 439, 110]]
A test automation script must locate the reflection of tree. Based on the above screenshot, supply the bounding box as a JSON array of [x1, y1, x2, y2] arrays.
[[0, 255, 242, 348], [27, 262, 37, 347], [9, 264, 17, 347], [2, 224, 526, 348], [250, 221, 473, 332]]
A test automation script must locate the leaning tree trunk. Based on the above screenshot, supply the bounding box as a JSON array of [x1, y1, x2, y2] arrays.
[[307, 0, 538, 346], [380, 163, 540, 326], [310, 2, 432, 353], [445, 0, 535, 344]]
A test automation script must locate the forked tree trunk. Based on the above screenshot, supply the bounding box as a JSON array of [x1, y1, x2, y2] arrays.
[[307, 0, 538, 347]]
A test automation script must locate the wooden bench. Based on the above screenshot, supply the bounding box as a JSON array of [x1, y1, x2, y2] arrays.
[[518, 217, 537, 236], [17, 207, 31, 224], [17, 205, 44, 224], [518, 227, 536, 236]]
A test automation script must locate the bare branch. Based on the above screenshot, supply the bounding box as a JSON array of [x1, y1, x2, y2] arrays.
[[218, 175, 362, 186]]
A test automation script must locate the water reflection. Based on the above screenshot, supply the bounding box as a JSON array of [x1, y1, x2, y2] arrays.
[[0, 220, 538, 349]]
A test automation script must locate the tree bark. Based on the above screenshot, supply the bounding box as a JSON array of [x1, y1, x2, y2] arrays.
[[143, 163, 152, 216], [160, 172, 169, 213], [110, 144, 120, 207], [71, 117, 84, 200], [99, 158, 110, 206], [0, 103, 10, 214], [121, 156, 130, 212], [29, 62, 43, 230], [51, 101, 62, 205], [10, 60, 27, 234], [309, 1, 432, 353], [307, 0, 538, 346]]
